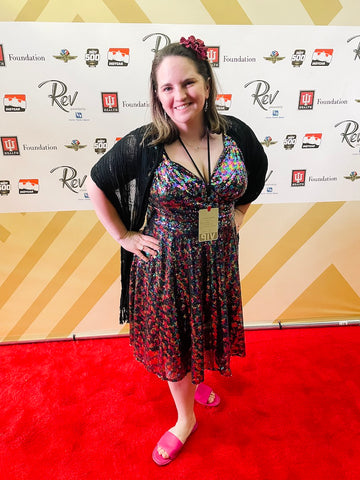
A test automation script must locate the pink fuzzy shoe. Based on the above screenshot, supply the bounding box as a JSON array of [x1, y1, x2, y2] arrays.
[[152, 422, 198, 466], [194, 383, 221, 407]]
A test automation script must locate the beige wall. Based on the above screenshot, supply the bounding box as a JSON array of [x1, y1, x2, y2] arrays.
[[1, 1, 359, 342]]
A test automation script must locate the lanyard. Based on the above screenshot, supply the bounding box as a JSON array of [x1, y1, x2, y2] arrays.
[[178, 133, 212, 197]]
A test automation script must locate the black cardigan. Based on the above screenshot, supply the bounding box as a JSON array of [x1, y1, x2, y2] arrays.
[[91, 115, 268, 323]]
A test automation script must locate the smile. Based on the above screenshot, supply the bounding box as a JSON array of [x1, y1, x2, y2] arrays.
[[175, 103, 191, 110]]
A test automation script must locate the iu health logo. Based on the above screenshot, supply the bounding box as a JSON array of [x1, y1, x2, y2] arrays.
[[1, 136, 20, 155], [298, 91, 315, 110], [102, 92, 119, 112]]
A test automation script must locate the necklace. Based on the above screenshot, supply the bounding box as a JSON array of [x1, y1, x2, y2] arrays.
[[178, 132, 212, 197]]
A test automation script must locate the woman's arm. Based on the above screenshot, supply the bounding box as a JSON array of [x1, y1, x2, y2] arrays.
[[234, 203, 251, 233], [86, 177, 159, 261]]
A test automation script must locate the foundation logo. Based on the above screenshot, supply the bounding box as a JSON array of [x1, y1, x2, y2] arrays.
[[244, 80, 280, 111], [261, 136, 277, 147], [263, 50, 285, 64], [334, 120, 360, 149], [0, 180, 10, 196], [50, 166, 87, 194], [292, 170, 306, 187], [102, 92, 119, 112], [291, 49, 306, 67], [284, 134, 297, 150], [347, 35, 360, 61], [0, 45, 5, 66], [53, 49, 77, 63], [1, 136, 20, 155], [94, 138, 107, 154], [4, 94, 27, 112], [298, 90, 315, 110], [85, 48, 100, 67], [19, 179, 39, 194], [108, 48, 129, 66], [302, 133, 322, 149], [215, 94, 232, 110], [207, 47, 220, 67], [142, 33, 171, 57], [311, 49, 333, 66], [38, 80, 79, 113], [344, 171, 360, 181], [65, 139, 87, 151]]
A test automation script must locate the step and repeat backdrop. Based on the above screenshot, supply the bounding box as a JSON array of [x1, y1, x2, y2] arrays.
[[1, 21, 360, 342]]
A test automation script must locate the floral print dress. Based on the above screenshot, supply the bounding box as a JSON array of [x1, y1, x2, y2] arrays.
[[128, 135, 248, 384]]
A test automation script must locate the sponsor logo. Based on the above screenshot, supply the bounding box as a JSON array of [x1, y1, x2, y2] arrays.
[[0, 180, 10, 196], [347, 35, 360, 61], [1, 136, 20, 155], [244, 80, 279, 111], [142, 33, 171, 56], [102, 92, 119, 112], [261, 170, 278, 196], [292, 170, 306, 186], [311, 49, 333, 66], [344, 171, 360, 181], [215, 94, 232, 110], [108, 48, 129, 66], [65, 139, 87, 151], [284, 134, 297, 150], [261, 136, 277, 147], [50, 166, 87, 194], [302, 133, 322, 149], [0, 45, 5, 66], [85, 48, 100, 67], [298, 90, 315, 110], [308, 175, 337, 182], [207, 47, 220, 67], [94, 138, 107, 154], [7, 52, 45, 62], [23, 143, 58, 151], [38, 80, 79, 113], [263, 50, 285, 64], [19, 179, 39, 194], [317, 97, 348, 105], [291, 49, 306, 67], [4, 94, 26, 112], [53, 49, 77, 62], [334, 120, 360, 149], [223, 53, 256, 64]]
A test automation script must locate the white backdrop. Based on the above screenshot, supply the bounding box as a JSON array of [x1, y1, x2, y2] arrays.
[[1, 22, 360, 213]]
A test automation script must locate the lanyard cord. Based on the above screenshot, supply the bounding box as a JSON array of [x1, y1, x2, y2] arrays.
[[178, 133, 212, 197]]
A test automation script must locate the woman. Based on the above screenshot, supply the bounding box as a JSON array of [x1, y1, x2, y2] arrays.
[[87, 36, 268, 466]]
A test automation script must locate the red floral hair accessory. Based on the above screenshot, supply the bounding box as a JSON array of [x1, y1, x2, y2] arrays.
[[180, 35, 208, 60]]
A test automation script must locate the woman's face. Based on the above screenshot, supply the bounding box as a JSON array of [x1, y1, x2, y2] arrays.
[[156, 55, 210, 131]]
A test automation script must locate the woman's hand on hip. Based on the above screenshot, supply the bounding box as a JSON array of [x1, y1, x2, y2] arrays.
[[119, 231, 160, 262]]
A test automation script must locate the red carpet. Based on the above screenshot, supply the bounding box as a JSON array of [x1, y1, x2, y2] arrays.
[[1, 326, 359, 480]]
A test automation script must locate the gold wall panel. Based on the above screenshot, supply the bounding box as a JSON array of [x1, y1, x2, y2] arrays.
[[1, 0, 359, 342]]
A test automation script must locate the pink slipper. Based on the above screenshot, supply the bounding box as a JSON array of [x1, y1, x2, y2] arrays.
[[194, 383, 220, 407], [152, 422, 198, 466]]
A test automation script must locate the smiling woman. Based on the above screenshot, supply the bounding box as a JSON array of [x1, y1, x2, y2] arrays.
[[86, 35, 267, 466]]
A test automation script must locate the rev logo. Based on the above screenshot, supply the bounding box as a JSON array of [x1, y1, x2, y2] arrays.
[[38, 80, 79, 113], [244, 80, 279, 111], [334, 120, 360, 149], [50, 166, 87, 194], [142, 33, 171, 56]]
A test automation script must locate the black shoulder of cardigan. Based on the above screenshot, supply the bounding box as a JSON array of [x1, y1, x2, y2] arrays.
[[222, 115, 268, 205]]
